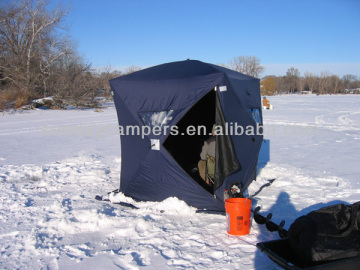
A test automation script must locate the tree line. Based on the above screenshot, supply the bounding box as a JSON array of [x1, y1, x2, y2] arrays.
[[0, 0, 123, 110], [260, 68, 360, 96], [221, 57, 360, 96]]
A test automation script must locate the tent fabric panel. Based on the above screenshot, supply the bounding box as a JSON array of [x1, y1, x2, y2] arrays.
[[216, 79, 263, 191], [130, 150, 210, 192], [110, 74, 225, 142], [124, 150, 225, 211], [125, 180, 225, 211], [112, 90, 150, 191], [226, 77, 263, 188], [110, 73, 224, 112], [228, 78, 262, 111], [214, 92, 241, 190], [210, 63, 262, 111]]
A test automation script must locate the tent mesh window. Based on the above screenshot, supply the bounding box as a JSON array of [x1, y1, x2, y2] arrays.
[[249, 108, 262, 125], [138, 110, 180, 128], [163, 90, 216, 193]]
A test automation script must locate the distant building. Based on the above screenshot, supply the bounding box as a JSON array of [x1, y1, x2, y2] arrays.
[[344, 88, 360, 94]]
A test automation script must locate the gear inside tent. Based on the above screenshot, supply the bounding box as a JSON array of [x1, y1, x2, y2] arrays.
[[109, 60, 264, 212]]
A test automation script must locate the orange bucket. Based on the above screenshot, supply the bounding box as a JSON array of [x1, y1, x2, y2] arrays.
[[225, 198, 252, 235]]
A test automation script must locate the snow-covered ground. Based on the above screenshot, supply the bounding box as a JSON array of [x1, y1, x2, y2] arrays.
[[0, 95, 359, 269]]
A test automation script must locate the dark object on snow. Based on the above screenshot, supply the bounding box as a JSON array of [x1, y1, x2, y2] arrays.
[[288, 201, 360, 265], [109, 60, 263, 211], [257, 238, 360, 270], [249, 178, 275, 199], [253, 206, 288, 238], [256, 202, 360, 269], [95, 192, 139, 209]]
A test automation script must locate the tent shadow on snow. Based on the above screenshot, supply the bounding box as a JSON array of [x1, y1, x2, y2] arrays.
[[254, 191, 349, 269]]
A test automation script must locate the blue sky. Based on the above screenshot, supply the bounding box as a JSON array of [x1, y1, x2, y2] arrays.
[[57, 0, 360, 77]]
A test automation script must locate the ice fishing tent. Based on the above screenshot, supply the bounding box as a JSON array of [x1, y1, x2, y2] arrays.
[[109, 60, 263, 212]]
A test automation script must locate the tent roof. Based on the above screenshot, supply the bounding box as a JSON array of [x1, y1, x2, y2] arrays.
[[113, 60, 256, 82]]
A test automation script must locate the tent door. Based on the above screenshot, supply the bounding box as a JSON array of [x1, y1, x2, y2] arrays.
[[163, 89, 240, 193], [163, 90, 216, 193]]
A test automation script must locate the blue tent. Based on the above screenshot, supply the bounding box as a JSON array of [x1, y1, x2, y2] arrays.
[[109, 60, 263, 212]]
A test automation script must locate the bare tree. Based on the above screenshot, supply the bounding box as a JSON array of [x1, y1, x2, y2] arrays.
[[298, 77, 306, 93], [285, 67, 300, 94], [274, 76, 287, 94], [124, 65, 142, 75], [0, 0, 70, 94], [342, 74, 357, 90], [318, 71, 332, 94], [304, 72, 318, 94], [40, 34, 74, 97], [0, 0, 107, 109], [0, 1, 26, 88], [93, 66, 122, 97], [227, 56, 264, 78], [329, 75, 340, 94]]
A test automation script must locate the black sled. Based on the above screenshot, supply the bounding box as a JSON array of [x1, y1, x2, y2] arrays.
[[257, 238, 360, 270], [256, 202, 360, 270]]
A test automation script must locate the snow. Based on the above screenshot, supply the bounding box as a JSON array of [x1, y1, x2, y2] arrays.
[[0, 95, 359, 269]]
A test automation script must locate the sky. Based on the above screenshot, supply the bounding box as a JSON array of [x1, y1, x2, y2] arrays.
[[55, 0, 360, 77]]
